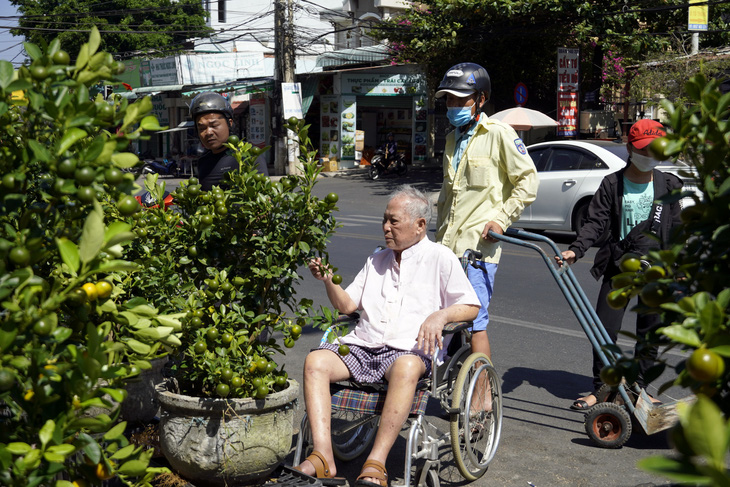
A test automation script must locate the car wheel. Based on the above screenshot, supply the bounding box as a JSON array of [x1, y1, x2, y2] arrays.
[[572, 201, 589, 234]]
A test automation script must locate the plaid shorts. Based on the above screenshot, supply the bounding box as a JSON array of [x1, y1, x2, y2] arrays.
[[317, 342, 432, 383]]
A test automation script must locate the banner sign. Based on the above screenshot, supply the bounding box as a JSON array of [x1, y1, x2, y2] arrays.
[[282, 83, 304, 120], [557, 47, 579, 137], [249, 97, 267, 148], [557, 48, 579, 92], [178, 52, 267, 85], [340, 96, 356, 159], [689, 0, 709, 31], [557, 92, 578, 137], [341, 73, 426, 96]]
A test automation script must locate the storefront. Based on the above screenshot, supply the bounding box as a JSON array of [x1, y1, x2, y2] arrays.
[[318, 68, 428, 168]]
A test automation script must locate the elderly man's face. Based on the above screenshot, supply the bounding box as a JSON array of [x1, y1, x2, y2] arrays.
[[196, 113, 231, 154], [382, 196, 426, 252]]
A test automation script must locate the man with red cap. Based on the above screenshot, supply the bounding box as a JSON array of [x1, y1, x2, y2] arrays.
[[557, 119, 684, 410]]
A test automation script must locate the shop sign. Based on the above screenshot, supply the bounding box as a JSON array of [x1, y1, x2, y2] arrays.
[[557, 91, 578, 137], [341, 73, 425, 96], [557, 47, 579, 137], [249, 97, 267, 148], [140, 57, 179, 87], [110, 59, 141, 92], [178, 52, 267, 85], [689, 0, 709, 31], [320, 95, 340, 160], [557, 47, 579, 92], [282, 83, 304, 120], [340, 96, 356, 160], [412, 97, 428, 161], [150, 95, 169, 126]]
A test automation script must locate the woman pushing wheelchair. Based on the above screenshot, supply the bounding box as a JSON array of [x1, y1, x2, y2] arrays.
[[295, 185, 480, 487]]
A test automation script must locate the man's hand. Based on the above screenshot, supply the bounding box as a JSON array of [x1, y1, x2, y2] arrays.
[[308, 257, 333, 282], [481, 221, 504, 243], [556, 250, 576, 267], [417, 313, 446, 357]]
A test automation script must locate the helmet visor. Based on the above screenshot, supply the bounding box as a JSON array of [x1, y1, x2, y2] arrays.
[[435, 88, 475, 98]]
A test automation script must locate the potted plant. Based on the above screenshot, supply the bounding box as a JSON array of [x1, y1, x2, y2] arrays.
[[145, 122, 339, 485], [0, 29, 179, 486]]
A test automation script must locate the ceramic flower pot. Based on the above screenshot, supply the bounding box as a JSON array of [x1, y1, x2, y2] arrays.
[[155, 378, 299, 487]]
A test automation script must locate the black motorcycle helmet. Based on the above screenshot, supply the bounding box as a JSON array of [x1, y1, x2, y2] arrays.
[[189, 92, 233, 122], [435, 63, 491, 111]]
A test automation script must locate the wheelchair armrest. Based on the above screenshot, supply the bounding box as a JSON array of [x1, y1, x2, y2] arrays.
[[443, 321, 471, 335]]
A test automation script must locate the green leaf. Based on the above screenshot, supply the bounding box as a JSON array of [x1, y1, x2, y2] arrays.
[[111, 152, 140, 168], [6, 442, 32, 454], [637, 456, 708, 483], [660, 325, 701, 347], [110, 444, 137, 460], [7, 79, 30, 92], [125, 338, 151, 355], [97, 260, 139, 272], [0, 61, 12, 89], [46, 444, 75, 456], [698, 301, 724, 337], [55, 127, 87, 157], [42, 451, 66, 463], [88, 26, 101, 57], [39, 420, 54, 448], [140, 115, 164, 131], [103, 421, 127, 441], [28, 140, 51, 162], [685, 396, 728, 469], [55, 238, 80, 275], [117, 459, 149, 476], [99, 387, 127, 403], [104, 221, 133, 247], [23, 42, 41, 61], [79, 208, 104, 265]]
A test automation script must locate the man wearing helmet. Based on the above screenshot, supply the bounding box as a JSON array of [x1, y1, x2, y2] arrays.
[[435, 62, 538, 367], [189, 92, 268, 191]]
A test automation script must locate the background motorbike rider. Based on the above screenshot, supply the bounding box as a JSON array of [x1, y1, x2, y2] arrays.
[[190, 92, 268, 191], [382, 132, 398, 169]]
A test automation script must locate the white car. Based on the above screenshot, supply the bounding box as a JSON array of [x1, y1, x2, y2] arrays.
[[516, 140, 700, 234]]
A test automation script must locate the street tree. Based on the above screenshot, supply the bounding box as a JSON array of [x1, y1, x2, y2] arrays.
[[10, 0, 211, 59], [372, 0, 730, 109]]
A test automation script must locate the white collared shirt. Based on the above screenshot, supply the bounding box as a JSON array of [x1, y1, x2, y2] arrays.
[[342, 237, 480, 357]]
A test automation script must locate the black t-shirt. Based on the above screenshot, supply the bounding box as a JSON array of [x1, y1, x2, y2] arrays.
[[197, 149, 269, 191]]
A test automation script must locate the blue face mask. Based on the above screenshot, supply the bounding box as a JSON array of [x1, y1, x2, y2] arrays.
[[447, 106, 474, 127]]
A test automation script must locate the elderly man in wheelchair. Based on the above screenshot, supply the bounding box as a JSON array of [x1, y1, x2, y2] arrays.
[[296, 185, 481, 487]]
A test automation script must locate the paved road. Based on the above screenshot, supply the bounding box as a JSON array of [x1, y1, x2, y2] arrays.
[[150, 167, 685, 486]]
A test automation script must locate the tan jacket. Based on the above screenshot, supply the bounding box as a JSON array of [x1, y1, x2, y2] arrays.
[[436, 116, 539, 263]]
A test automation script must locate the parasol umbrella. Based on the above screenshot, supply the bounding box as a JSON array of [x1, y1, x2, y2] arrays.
[[490, 106, 558, 134]]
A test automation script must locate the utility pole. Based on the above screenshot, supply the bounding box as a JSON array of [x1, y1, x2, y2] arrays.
[[273, 0, 298, 175]]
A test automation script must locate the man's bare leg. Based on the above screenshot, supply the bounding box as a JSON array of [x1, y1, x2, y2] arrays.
[[359, 355, 425, 485], [470, 330, 492, 412], [295, 350, 351, 478]]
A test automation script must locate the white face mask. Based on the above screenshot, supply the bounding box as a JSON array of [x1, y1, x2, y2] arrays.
[[631, 153, 661, 172]]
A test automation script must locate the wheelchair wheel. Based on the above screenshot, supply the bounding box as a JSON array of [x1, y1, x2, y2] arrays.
[[331, 408, 379, 461], [449, 353, 502, 481]]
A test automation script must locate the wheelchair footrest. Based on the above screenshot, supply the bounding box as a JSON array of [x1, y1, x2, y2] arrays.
[[264, 465, 323, 487], [332, 387, 430, 416]]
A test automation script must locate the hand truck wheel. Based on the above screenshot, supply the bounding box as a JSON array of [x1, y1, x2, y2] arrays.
[[449, 352, 502, 480], [584, 402, 632, 448]]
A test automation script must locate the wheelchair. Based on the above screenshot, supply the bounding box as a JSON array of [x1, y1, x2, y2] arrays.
[[293, 250, 503, 487]]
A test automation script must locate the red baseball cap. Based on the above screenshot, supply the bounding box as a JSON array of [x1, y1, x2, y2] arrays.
[[628, 119, 666, 149]]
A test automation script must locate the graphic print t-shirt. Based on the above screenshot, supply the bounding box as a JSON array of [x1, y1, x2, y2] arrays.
[[621, 177, 654, 240]]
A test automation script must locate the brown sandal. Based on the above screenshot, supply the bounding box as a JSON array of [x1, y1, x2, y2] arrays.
[[355, 459, 388, 487], [294, 451, 347, 486]]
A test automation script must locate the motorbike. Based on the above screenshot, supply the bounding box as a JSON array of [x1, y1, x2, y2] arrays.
[[141, 158, 180, 177], [368, 148, 408, 180]]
